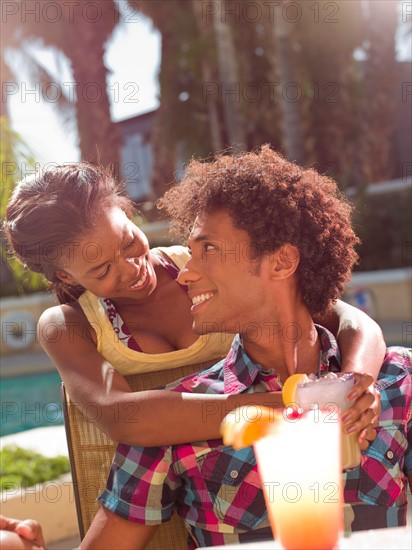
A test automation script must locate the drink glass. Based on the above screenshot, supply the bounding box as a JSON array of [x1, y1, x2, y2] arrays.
[[254, 410, 342, 550], [296, 373, 361, 470]]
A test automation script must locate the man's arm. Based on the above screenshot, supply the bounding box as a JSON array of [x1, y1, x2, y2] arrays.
[[81, 507, 157, 550], [406, 412, 412, 494], [317, 299, 385, 449]]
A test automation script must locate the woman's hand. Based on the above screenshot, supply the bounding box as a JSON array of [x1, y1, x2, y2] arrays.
[[0, 515, 46, 549], [341, 373, 381, 451]]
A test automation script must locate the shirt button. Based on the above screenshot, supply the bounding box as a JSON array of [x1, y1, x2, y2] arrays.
[[230, 470, 239, 479], [386, 450, 394, 460]]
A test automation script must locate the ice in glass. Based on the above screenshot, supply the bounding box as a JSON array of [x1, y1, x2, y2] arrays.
[[296, 372, 361, 470]]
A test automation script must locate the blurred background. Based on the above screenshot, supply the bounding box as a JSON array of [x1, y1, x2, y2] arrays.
[[1, 0, 411, 427], [0, 2, 411, 544]]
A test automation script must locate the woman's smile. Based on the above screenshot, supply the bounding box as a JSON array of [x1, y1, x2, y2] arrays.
[[122, 257, 151, 292]]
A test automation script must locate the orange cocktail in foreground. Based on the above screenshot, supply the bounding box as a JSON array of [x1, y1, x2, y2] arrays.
[[254, 410, 342, 550]]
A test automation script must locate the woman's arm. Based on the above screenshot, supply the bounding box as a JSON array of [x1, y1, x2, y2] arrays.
[[318, 299, 385, 379], [38, 306, 283, 447], [317, 299, 385, 448], [40, 300, 384, 448], [0, 516, 45, 550]]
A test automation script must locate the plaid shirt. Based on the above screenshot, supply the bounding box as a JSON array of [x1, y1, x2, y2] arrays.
[[343, 346, 412, 532], [99, 328, 412, 547]]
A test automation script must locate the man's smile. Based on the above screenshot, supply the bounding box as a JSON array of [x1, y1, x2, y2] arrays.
[[189, 291, 215, 310]]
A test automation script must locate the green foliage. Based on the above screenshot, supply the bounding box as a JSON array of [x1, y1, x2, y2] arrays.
[[0, 252, 46, 296], [0, 445, 70, 492], [354, 189, 412, 271], [0, 117, 36, 218], [0, 116, 47, 296]]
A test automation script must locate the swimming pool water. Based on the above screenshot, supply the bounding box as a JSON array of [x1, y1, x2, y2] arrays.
[[1, 371, 63, 436]]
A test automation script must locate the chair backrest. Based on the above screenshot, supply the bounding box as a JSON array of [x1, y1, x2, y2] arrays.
[[61, 360, 217, 549]]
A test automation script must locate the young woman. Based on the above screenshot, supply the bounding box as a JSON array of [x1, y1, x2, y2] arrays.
[[5, 163, 382, 447]]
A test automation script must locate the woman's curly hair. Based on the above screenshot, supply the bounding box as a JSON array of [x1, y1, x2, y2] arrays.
[[158, 145, 359, 315]]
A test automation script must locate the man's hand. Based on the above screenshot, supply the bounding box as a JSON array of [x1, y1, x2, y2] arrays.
[[341, 373, 381, 451], [0, 515, 46, 549]]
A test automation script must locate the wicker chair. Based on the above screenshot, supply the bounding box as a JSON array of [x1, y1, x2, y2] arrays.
[[61, 360, 216, 549]]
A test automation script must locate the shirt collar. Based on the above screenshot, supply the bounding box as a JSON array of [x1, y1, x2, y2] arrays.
[[222, 335, 263, 393], [223, 325, 341, 393], [317, 324, 341, 371]]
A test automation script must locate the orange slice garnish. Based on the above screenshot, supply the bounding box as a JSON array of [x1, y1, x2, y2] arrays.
[[221, 406, 283, 450], [281, 373, 309, 406]]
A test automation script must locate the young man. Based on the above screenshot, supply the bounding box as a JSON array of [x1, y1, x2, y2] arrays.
[[82, 147, 411, 548]]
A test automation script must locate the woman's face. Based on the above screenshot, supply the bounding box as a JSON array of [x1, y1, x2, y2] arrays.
[[55, 206, 158, 301]]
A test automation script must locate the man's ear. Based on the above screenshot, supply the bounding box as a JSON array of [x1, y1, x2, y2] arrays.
[[54, 270, 77, 286], [269, 244, 300, 280]]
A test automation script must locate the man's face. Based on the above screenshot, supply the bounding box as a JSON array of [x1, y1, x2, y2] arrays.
[[177, 210, 272, 335]]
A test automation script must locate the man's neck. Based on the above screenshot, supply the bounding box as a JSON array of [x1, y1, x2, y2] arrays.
[[241, 307, 321, 383]]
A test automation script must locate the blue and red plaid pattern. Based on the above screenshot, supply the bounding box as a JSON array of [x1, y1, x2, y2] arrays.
[[100, 334, 281, 548], [99, 329, 411, 546], [343, 346, 412, 532]]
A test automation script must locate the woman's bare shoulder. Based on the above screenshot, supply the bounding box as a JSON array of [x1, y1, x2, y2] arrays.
[[38, 300, 87, 324], [38, 300, 97, 348]]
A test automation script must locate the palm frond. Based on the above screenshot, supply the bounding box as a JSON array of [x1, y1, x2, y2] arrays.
[[0, 116, 47, 295]]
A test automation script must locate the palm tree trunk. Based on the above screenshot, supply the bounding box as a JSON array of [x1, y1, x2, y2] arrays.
[[192, 0, 223, 152], [149, 32, 179, 212], [271, 2, 305, 164], [354, 0, 398, 186], [213, 0, 246, 151], [62, 4, 120, 172], [295, 0, 364, 185]]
